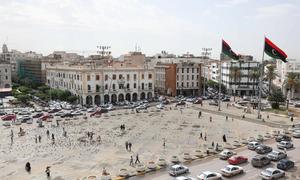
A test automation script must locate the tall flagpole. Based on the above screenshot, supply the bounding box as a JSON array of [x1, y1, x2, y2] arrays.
[[257, 36, 265, 119]]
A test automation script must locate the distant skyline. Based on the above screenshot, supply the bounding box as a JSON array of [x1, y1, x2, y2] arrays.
[[0, 0, 299, 60]]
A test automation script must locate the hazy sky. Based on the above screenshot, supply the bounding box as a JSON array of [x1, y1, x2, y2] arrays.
[[0, 0, 299, 60]]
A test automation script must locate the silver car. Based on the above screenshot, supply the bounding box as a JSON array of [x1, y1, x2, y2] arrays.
[[220, 165, 243, 177], [247, 141, 261, 150], [260, 168, 285, 179], [292, 130, 300, 138], [169, 165, 189, 176], [267, 150, 287, 161], [277, 141, 293, 149]]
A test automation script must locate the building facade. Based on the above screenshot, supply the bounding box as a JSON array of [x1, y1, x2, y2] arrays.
[[221, 59, 260, 96], [46, 52, 155, 105]]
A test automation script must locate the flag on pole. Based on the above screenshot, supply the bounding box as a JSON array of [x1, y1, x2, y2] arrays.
[[264, 37, 288, 63], [222, 39, 239, 60]]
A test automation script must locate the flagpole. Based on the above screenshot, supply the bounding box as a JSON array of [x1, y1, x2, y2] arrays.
[[257, 36, 265, 119]]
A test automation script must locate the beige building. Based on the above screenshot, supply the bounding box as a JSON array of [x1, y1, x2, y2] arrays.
[[46, 52, 155, 105]]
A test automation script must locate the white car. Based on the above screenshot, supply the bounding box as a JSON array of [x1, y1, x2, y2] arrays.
[[219, 150, 235, 160], [267, 150, 287, 161], [247, 141, 261, 150], [260, 168, 285, 180], [220, 165, 243, 177], [156, 103, 164, 109], [168, 165, 189, 176], [292, 130, 300, 138], [197, 171, 222, 180]]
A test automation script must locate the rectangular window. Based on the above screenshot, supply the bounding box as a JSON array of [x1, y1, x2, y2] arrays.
[[134, 74, 137, 80], [148, 74, 152, 79], [127, 74, 130, 80], [196, 82, 199, 86], [148, 83, 152, 89], [192, 75, 194, 80], [119, 74, 123, 80], [177, 82, 179, 87], [182, 68, 184, 73], [182, 75, 184, 80], [181, 82, 184, 87], [87, 75, 90, 81], [141, 74, 144, 79], [192, 82, 194, 87], [5, 69, 7, 73], [187, 82, 189, 87], [197, 68, 199, 73], [96, 75, 100, 80], [192, 68, 194, 73], [113, 74, 116, 80], [197, 75, 199, 80], [187, 75, 189, 80], [177, 68, 179, 73], [187, 68, 189, 73]]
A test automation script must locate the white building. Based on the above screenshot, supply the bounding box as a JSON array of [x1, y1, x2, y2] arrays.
[[221, 58, 260, 96], [46, 52, 155, 105], [276, 59, 300, 98]]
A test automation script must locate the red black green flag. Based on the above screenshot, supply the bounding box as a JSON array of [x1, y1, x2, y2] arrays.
[[264, 37, 287, 63], [222, 39, 239, 60]]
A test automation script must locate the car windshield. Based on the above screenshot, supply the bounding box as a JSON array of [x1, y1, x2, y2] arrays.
[[225, 167, 231, 171], [265, 169, 273, 175]]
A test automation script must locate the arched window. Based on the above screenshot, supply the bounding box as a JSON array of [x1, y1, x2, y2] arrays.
[[126, 83, 130, 89]]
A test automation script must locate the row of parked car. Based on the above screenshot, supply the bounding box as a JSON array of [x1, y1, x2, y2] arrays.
[[168, 132, 298, 180]]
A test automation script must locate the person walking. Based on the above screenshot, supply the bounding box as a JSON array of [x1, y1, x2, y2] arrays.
[[38, 135, 41, 143], [209, 116, 212, 122], [226, 116, 228, 121], [198, 111, 202, 118], [35, 135, 38, 144], [135, 154, 140, 164], [204, 135, 207, 141], [46, 130, 50, 138], [223, 134, 227, 143], [128, 142, 132, 151], [212, 141, 214, 147], [45, 166, 51, 178], [125, 141, 128, 151], [129, 156, 134, 166], [10, 130, 14, 144], [163, 138, 166, 148], [25, 162, 31, 173], [200, 132, 203, 139]]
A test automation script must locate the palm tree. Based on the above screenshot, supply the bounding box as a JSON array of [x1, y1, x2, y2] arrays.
[[249, 67, 260, 97], [229, 66, 242, 101], [286, 72, 299, 99], [265, 65, 276, 94]]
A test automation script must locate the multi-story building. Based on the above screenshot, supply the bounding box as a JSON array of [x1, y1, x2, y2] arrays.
[[221, 56, 260, 96], [46, 52, 155, 105], [276, 59, 300, 98], [17, 58, 44, 83], [0, 57, 12, 97]]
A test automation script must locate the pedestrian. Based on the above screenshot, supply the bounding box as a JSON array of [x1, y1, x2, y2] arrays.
[[125, 141, 128, 151], [87, 132, 90, 138], [163, 138, 166, 148], [25, 162, 31, 173], [120, 125, 123, 131], [226, 116, 228, 121], [267, 114, 269, 119], [128, 142, 132, 151], [216, 143, 219, 151], [223, 134, 227, 143], [56, 120, 59, 127], [206, 149, 209, 155], [38, 135, 41, 143], [200, 132, 203, 139], [204, 135, 207, 141], [209, 116, 212, 122], [10, 130, 14, 144], [198, 111, 202, 118], [35, 135, 38, 143], [212, 141, 214, 147], [291, 117, 294, 122], [45, 166, 51, 178], [232, 118, 234, 122], [135, 153, 140, 164], [46, 130, 50, 138], [129, 156, 134, 166]]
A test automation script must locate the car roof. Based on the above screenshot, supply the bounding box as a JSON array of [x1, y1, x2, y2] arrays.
[[226, 165, 237, 168], [172, 165, 182, 168], [265, 168, 276, 172], [203, 171, 213, 175]]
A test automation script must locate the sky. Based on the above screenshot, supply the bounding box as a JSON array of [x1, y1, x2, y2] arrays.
[[0, 0, 299, 60]]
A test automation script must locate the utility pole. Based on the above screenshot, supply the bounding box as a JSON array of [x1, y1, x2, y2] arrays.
[[201, 48, 212, 97]]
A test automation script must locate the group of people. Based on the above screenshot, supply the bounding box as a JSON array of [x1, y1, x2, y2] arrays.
[[24, 162, 51, 178], [120, 124, 126, 131], [125, 141, 133, 151], [129, 154, 140, 166]]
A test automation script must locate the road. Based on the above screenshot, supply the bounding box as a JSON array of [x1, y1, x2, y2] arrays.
[[131, 138, 300, 180]]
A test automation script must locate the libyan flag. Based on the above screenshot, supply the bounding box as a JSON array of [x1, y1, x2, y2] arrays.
[[264, 37, 288, 63], [222, 39, 239, 60]]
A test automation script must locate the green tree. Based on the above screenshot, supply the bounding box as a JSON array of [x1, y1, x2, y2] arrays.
[[67, 95, 78, 104], [249, 67, 260, 97], [16, 94, 31, 104], [285, 72, 300, 99], [229, 66, 242, 101], [268, 89, 285, 109], [265, 65, 276, 94]]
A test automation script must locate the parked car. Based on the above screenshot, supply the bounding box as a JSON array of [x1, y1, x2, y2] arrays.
[[220, 165, 243, 177], [1, 114, 16, 121], [292, 130, 300, 138], [156, 103, 164, 109], [277, 141, 293, 149], [267, 151, 287, 161], [90, 110, 102, 117], [48, 108, 61, 113], [32, 113, 44, 118], [251, 155, 271, 168], [219, 150, 235, 160], [255, 145, 272, 154], [260, 168, 285, 180], [71, 111, 83, 116], [209, 100, 218, 106], [40, 114, 53, 121], [168, 165, 189, 176], [228, 156, 248, 165], [222, 97, 230, 102], [176, 101, 186, 106], [247, 141, 261, 150], [197, 171, 222, 180], [193, 99, 202, 104], [277, 159, 295, 170], [60, 113, 74, 118], [275, 134, 291, 142], [0, 111, 7, 116]]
